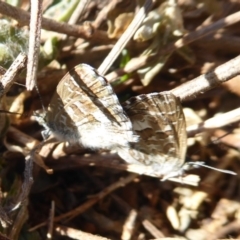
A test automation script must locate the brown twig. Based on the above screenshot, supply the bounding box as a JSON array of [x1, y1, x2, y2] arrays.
[[105, 10, 240, 82], [55, 225, 111, 240], [9, 198, 28, 239], [87, 172, 166, 240], [46, 153, 200, 186], [0, 1, 109, 43], [0, 205, 11, 228], [0, 53, 27, 98], [171, 54, 240, 101], [97, 0, 154, 75], [25, 0, 43, 91], [121, 209, 138, 240], [142, 219, 165, 238], [29, 173, 137, 230], [47, 201, 55, 240], [187, 107, 240, 136], [213, 220, 240, 240], [6, 126, 51, 214], [93, 0, 124, 29], [67, 0, 90, 24]]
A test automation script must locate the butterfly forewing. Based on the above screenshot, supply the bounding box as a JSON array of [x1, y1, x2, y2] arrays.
[[118, 92, 187, 179], [46, 64, 137, 149]]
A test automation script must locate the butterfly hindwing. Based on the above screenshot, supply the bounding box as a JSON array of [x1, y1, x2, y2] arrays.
[[118, 92, 187, 179]]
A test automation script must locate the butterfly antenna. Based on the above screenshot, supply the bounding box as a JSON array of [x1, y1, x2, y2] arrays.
[[187, 161, 237, 175], [210, 132, 231, 145], [0, 110, 21, 115], [14, 82, 26, 87], [34, 82, 46, 113]]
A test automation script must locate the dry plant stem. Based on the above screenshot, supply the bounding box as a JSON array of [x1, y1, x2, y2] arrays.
[[7, 127, 52, 213], [61, 173, 137, 222], [47, 154, 200, 186], [0, 1, 108, 43], [105, 10, 240, 82], [166, 204, 179, 231], [29, 173, 137, 230], [7, 126, 53, 171], [11, 141, 54, 217], [88, 173, 165, 240], [9, 201, 28, 239], [121, 209, 138, 240], [0, 205, 11, 228], [47, 201, 55, 240], [61, 0, 90, 42], [213, 220, 240, 240], [11, 154, 34, 211], [184, 149, 238, 212], [141, 217, 165, 237], [68, 44, 114, 58], [93, 0, 122, 29], [171, 54, 240, 101], [88, 173, 167, 239], [97, 0, 154, 75], [7, 126, 40, 153], [26, 0, 43, 91], [162, 10, 240, 54], [55, 225, 111, 240], [142, 220, 165, 238], [0, 53, 27, 98], [187, 107, 240, 136], [68, 0, 90, 24]]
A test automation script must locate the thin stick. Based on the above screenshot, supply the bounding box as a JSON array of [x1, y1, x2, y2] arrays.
[[0, 205, 11, 228], [47, 201, 55, 240], [97, 0, 154, 75], [187, 107, 240, 136], [46, 154, 200, 186], [93, 0, 120, 29], [56, 225, 111, 240], [121, 209, 138, 240], [68, 0, 90, 24], [61, 0, 90, 42], [9, 184, 30, 239], [26, 0, 43, 91], [0, 53, 27, 98], [105, 10, 240, 82], [171, 54, 240, 101], [0, 1, 108, 43], [29, 173, 137, 230], [11, 154, 34, 212]]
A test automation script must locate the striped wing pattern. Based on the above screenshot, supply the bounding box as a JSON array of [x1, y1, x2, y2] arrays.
[[118, 92, 187, 180], [43, 64, 186, 179], [46, 64, 137, 150]]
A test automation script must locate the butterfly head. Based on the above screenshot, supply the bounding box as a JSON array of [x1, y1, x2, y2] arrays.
[[33, 110, 52, 140]]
